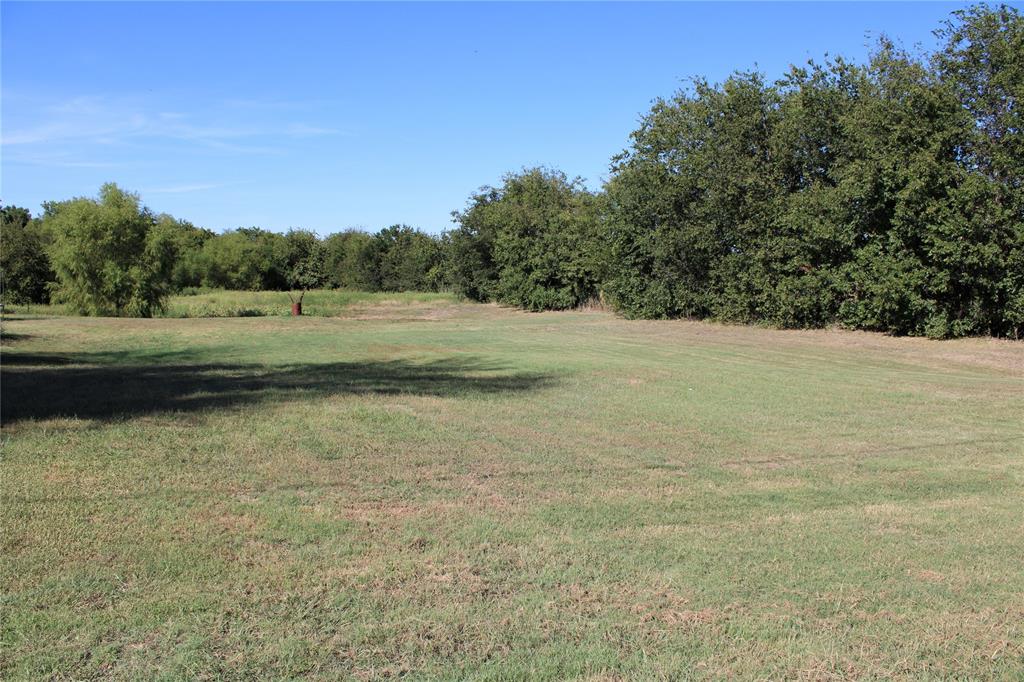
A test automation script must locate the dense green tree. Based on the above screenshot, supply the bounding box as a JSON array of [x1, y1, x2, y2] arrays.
[[445, 191, 500, 302], [604, 4, 1023, 337], [323, 229, 374, 289], [282, 229, 328, 312], [603, 72, 784, 320], [356, 225, 444, 292], [934, 4, 1024, 336], [936, 5, 1024, 191], [836, 30, 1021, 338], [43, 184, 177, 317], [164, 217, 215, 290], [378, 225, 443, 292], [449, 168, 604, 310], [197, 228, 288, 291], [283, 229, 328, 287], [1, 206, 54, 305]]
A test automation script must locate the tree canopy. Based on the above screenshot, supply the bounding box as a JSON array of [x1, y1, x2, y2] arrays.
[[599, 4, 1023, 337]]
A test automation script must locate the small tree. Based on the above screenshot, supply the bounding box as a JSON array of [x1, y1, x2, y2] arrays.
[[285, 239, 326, 315]]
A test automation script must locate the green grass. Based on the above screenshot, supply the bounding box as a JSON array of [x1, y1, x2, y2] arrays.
[[2, 299, 1023, 679], [2, 288, 459, 318]]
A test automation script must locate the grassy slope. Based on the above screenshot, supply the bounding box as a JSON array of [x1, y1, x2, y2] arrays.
[[2, 299, 1022, 679]]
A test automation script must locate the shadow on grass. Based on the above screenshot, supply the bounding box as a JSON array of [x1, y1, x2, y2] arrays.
[[1, 352, 559, 423], [0, 330, 33, 343]]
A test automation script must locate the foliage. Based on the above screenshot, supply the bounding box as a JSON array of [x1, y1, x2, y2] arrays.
[[1, 205, 53, 305], [603, 5, 1024, 337], [283, 229, 328, 292], [195, 228, 288, 291], [448, 168, 604, 310], [445, 193, 500, 302], [934, 4, 1024, 336], [356, 225, 445, 293], [42, 184, 177, 317], [323, 230, 374, 289], [165, 218, 215, 290], [184, 226, 443, 295]]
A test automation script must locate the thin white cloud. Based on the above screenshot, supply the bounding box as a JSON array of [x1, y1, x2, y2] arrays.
[[46, 95, 107, 116], [285, 123, 340, 137], [200, 139, 286, 155], [2, 123, 86, 146], [143, 183, 222, 194], [2, 153, 121, 169], [1, 94, 340, 149], [220, 97, 337, 112]]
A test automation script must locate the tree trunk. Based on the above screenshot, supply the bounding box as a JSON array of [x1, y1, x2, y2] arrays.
[[289, 290, 305, 316]]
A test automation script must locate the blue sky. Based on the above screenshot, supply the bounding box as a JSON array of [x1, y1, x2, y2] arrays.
[[0, 1, 995, 235]]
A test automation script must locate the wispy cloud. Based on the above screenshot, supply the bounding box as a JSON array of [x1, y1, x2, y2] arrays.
[[142, 183, 223, 194], [1, 93, 340, 151], [220, 97, 344, 112], [285, 123, 340, 137], [3, 152, 122, 169]]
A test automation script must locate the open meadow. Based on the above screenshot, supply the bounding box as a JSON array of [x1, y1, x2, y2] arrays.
[[2, 296, 1023, 679]]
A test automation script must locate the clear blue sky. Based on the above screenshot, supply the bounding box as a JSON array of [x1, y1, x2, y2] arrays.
[[0, 1, 996, 235]]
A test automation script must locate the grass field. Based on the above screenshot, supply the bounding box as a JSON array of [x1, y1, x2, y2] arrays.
[[3, 289, 460, 319], [2, 297, 1023, 679]]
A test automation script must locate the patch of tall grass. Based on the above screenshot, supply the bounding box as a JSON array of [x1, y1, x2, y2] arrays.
[[2, 289, 459, 319]]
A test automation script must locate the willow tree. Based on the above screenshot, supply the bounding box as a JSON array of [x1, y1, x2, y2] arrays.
[[44, 184, 176, 317]]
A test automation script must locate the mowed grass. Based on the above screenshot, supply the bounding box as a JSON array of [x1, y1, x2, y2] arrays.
[[2, 298, 1023, 680]]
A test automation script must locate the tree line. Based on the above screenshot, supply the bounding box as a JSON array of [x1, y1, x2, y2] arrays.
[[1, 190, 447, 316], [2, 5, 1021, 337]]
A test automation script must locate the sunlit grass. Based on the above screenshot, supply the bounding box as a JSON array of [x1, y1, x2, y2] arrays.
[[2, 302, 1022, 679], [2, 288, 459, 318]]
